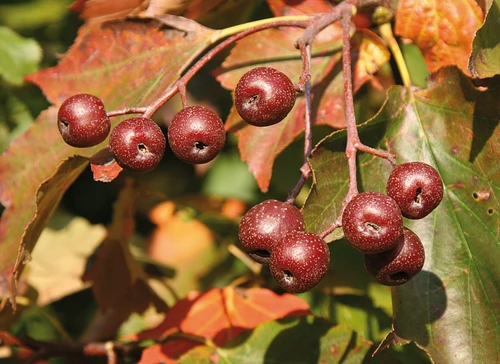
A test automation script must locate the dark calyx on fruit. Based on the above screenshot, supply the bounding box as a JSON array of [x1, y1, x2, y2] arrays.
[[387, 162, 444, 219], [57, 93, 110, 148], [109, 117, 166, 173], [342, 192, 404, 254], [238, 199, 305, 264], [235, 67, 296, 127], [270, 231, 330, 293], [364, 227, 425, 286], [168, 106, 226, 164]]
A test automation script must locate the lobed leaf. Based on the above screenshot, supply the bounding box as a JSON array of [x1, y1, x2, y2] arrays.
[[303, 67, 500, 363], [469, 0, 500, 78], [395, 0, 483, 74]]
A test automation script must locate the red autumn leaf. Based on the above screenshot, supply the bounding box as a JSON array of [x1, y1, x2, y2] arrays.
[[27, 18, 213, 106], [217, 29, 388, 191], [69, 0, 148, 24], [134, 287, 310, 363], [395, 0, 483, 74], [70, 0, 251, 26]]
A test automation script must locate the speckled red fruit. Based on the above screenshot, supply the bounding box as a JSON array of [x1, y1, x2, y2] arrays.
[[238, 200, 305, 264], [109, 117, 166, 173], [342, 192, 403, 254], [57, 93, 110, 147], [270, 231, 330, 293], [386, 162, 444, 219], [364, 227, 425, 286], [235, 67, 296, 127], [168, 106, 226, 164]]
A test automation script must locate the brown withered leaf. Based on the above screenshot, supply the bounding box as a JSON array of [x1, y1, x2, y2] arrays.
[[82, 180, 168, 314]]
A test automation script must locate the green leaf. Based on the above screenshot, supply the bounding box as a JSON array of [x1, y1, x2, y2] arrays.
[[0, 26, 42, 85], [0, 91, 34, 153], [201, 152, 259, 202], [303, 67, 500, 363], [469, 0, 500, 78], [179, 316, 371, 363]]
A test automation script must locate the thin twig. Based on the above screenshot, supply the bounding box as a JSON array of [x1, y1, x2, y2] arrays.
[[107, 107, 148, 118], [142, 19, 310, 118], [286, 44, 313, 204]]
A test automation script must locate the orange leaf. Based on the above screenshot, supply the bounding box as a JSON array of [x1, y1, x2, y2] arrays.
[[395, 0, 483, 74], [135, 287, 310, 363], [147, 202, 217, 297]]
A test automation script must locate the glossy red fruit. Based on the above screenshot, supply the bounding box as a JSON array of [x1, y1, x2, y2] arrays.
[[57, 93, 110, 147], [238, 200, 305, 264], [342, 192, 403, 254], [386, 162, 444, 219], [364, 227, 425, 286], [270, 231, 330, 293], [168, 106, 226, 164], [109, 117, 166, 173], [234, 67, 296, 127]]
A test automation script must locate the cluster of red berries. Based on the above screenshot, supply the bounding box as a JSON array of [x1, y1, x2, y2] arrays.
[[57, 95, 226, 171], [238, 162, 443, 293], [343, 162, 443, 285], [56, 67, 295, 173], [56, 66, 444, 294]]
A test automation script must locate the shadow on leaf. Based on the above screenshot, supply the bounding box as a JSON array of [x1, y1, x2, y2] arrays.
[[392, 270, 447, 347]]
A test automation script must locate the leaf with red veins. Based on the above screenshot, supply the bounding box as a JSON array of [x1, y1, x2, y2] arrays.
[[0, 18, 214, 307], [27, 19, 213, 106], [395, 0, 483, 74], [218, 29, 389, 192]]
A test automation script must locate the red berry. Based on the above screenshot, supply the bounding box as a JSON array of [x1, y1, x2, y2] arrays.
[[168, 106, 226, 164], [342, 192, 404, 254], [238, 200, 305, 264], [57, 93, 110, 147], [270, 231, 330, 293], [235, 67, 296, 127], [386, 162, 444, 219], [364, 227, 425, 286], [109, 117, 166, 173]]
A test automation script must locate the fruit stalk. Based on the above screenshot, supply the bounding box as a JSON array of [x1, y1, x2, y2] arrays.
[[142, 19, 310, 118], [286, 44, 313, 204]]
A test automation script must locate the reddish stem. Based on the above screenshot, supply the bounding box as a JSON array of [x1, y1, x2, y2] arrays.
[[286, 44, 313, 204], [106, 107, 148, 118], [142, 19, 310, 118], [319, 5, 395, 238]]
